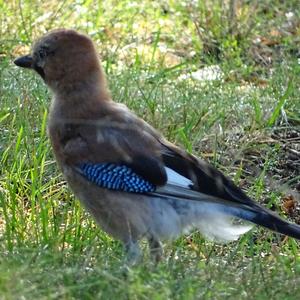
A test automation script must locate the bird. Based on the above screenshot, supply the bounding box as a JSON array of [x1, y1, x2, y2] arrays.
[[14, 29, 300, 263]]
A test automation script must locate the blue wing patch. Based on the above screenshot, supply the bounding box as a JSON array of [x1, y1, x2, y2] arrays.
[[77, 163, 156, 193]]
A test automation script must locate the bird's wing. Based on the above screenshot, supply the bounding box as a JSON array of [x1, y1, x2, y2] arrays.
[[158, 139, 258, 207], [61, 117, 300, 239], [60, 119, 168, 192]]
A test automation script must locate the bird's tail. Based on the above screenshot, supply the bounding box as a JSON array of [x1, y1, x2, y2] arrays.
[[153, 185, 300, 242], [229, 204, 300, 240]]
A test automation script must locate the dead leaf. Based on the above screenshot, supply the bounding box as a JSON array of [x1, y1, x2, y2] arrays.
[[282, 194, 297, 215]]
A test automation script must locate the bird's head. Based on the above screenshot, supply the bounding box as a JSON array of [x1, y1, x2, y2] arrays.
[[14, 29, 104, 94]]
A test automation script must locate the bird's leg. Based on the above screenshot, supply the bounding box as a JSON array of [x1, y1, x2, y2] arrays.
[[124, 240, 141, 266], [148, 236, 163, 263]]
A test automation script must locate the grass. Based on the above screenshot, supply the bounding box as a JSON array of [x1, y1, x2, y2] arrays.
[[0, 0, 300, 299]]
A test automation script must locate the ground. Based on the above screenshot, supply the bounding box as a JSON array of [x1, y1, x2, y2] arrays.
[[0, 1, 299, 299]]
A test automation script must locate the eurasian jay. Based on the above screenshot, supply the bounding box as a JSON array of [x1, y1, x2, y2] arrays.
[[14, 29, 300, 263]]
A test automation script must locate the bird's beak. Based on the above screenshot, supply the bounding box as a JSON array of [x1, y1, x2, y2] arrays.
[[14, 55, 33, 68]]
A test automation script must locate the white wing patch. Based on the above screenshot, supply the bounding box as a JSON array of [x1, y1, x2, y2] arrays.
[[165, 167, 193, 188]]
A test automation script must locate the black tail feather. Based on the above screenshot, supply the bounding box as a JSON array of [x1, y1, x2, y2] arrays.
[[234, 206, 300, 240], [153, 184, 300, 240]]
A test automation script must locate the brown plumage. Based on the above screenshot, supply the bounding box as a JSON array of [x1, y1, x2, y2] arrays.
[[14, 29, 300, 264]]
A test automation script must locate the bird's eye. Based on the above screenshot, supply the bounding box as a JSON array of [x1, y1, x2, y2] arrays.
[[37, 46, 54, 59], [38, 49, 47, 59]]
